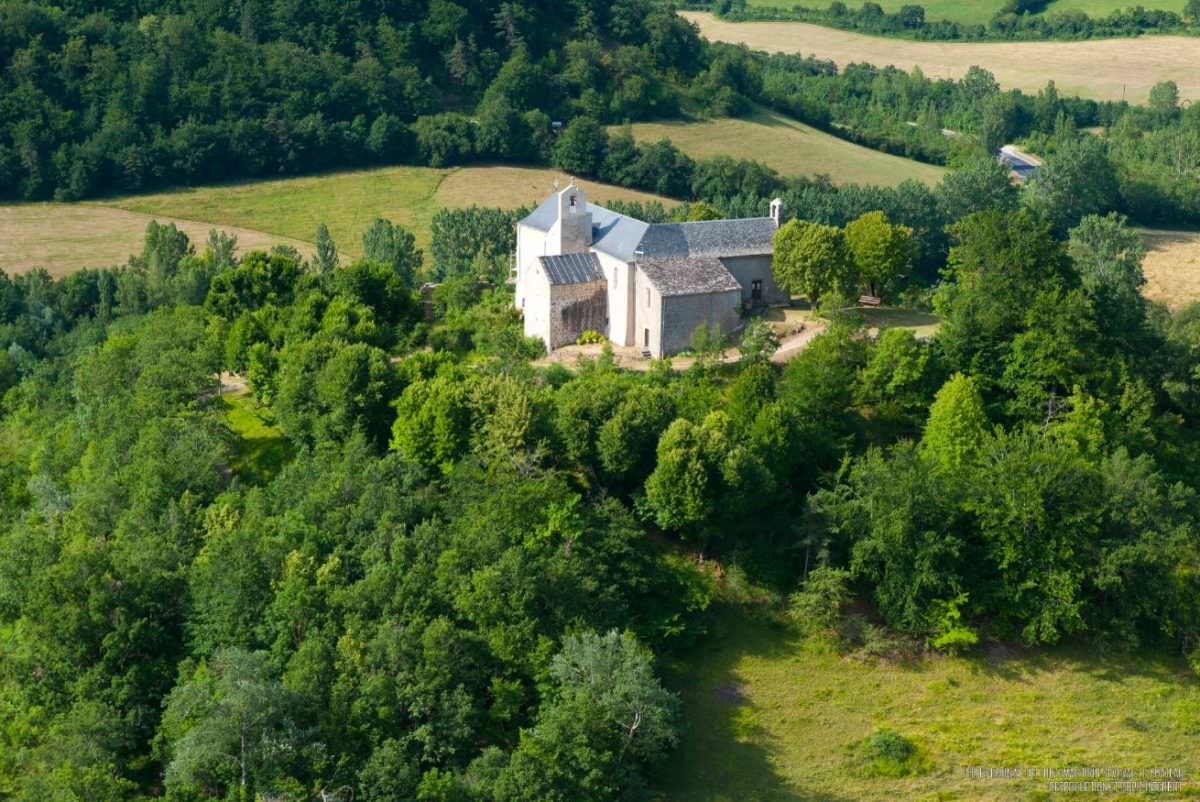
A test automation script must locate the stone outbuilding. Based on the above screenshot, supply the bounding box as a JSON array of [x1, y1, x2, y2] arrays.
[[514, 182, 787, 357]]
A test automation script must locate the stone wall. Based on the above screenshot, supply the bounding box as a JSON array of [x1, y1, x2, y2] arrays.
[[660, 289, 741, 357], [548, 280, 608, 349], [721, 255, 789, 306]]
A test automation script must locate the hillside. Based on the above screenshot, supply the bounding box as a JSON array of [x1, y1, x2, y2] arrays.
[[1, 166, 673, 276], [616, 109, 947, 187], [682, 10, 1200, 102]]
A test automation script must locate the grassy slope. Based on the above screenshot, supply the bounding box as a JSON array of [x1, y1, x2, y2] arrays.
[[741, 0, 1182, 25], [657, 604, 1200, 802], [0, 204, 315, 278], [1, 165, 673, 276], [99, 165, 674, 258], [618, 109, 947, 187]]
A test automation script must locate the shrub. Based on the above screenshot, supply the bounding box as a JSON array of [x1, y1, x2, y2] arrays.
[[788, 565, 851, 635], [849, 729, 926, 777], [927, 593, 979, 653], [576, 329, 606, 345]]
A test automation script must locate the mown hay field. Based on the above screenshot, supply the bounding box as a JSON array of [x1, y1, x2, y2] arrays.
[[741, 0, 1183, 26], [618, 108, 947, 187], [0, 165, 673, 277], [682, 10, 1200, 103], [1142, 228, 1200, 309], [0, 204, 314, 278], [657, 605, 1200, 802]]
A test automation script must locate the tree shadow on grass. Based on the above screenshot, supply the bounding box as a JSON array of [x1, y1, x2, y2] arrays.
[[960, 635, 1194, 688], [652, 603, 855, 802]]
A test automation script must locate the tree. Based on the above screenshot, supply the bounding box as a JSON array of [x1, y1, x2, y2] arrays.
[[1187, 0, 1200, 23], [812, 442, 969, 635], [643, 411, 773, 547], [933, 209, 1074, 381], [772, 219, 854, 307], [491, 631, 680, 802], [935, 157, 1018, 223], [978, 92, 1017, 155], [1024, 135, 1119, 234], [551, 116, 609, 177], [857, 327, 932, 414], [159, 649, 312, 802], [362, 217, 422, 287], [921, 373, 990, 471], [843, 211, 914, 299], [738, 317, 780, 364], [1148, 80, 1180, 122], [596, 385, 676, 488], [314, 223, 339, 275], [1067, 212, 1148, 347]]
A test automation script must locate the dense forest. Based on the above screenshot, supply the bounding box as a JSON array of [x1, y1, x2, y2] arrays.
[[4, 0, 1200, 230], [0, 0, 702, 198], [5, 153, 1200, 799]]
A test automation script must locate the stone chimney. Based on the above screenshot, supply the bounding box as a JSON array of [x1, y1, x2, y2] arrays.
[[770, 197, 784, 228]]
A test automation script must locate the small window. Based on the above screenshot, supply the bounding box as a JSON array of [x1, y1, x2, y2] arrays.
[[645, 288, 651, 308], [568, 194, 577, 208]]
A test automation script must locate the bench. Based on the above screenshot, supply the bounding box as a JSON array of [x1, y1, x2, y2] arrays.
[[858, 294, 882, 307]]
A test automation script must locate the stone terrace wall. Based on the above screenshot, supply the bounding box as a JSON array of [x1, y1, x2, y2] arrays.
[[549, 280, 607, 349]]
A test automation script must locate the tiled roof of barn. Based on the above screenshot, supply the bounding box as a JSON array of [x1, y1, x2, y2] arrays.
[[538, 253, 605, 285], [638, 218, 776, 258], [635, 257, 742, 297]]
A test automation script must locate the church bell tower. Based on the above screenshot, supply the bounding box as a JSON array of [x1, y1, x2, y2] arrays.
[[548, 181, 592, 255]]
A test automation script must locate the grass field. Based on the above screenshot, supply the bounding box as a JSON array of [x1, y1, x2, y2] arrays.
[[0, 165, 673, 277], [219, 390, 292, 484], [743, 0, 1009, 24], [618, 108, 947, 186], [740, 0, 1182, 25], [681, 10, 1200, 103], [1142, 228, 1200, 310], [0, 204, 314, 278], [657, 603, 1200, 802]]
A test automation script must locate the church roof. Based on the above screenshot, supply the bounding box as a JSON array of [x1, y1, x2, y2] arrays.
[[520, 196, 650, 262], [635, 257, 742, 297], [539, 252, 605, 285], [639, 218, 777, 259], [518, 196, 775, 264]]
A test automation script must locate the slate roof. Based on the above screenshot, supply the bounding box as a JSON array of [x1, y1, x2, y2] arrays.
[[518, 197, 775, 263], [539, 252, 605, 285], [635, 257, 742, 297], [638, 218, 777, 258]]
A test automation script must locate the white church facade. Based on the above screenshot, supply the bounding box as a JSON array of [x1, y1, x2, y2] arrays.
[[514, 183, 788, 358]]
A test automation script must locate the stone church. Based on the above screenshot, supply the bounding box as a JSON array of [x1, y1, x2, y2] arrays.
[[514, 182, 787, 357]]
